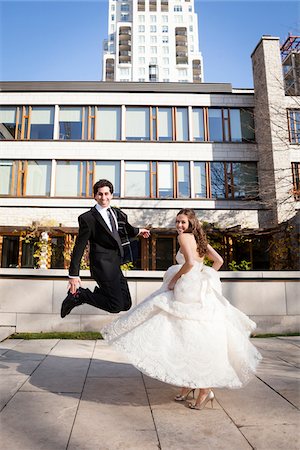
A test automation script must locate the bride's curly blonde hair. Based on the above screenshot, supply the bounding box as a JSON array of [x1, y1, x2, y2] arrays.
[[177, 208, 208, 257]]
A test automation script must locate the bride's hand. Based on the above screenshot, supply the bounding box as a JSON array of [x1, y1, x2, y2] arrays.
[[168, 279, 176, 290]]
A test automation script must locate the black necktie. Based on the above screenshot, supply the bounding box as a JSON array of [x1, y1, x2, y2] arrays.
[[107, 208, 124, 258], [107, 208, 118, 238]]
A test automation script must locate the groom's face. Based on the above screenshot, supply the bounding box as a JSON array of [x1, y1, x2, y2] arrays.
[[95, 186, 113, 208]]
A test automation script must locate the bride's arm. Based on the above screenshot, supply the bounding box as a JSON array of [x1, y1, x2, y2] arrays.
[[206, 244, 224, 271], [168, 234, 195, 290]]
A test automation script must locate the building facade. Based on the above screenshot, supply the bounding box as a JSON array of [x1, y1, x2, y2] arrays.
[[0, 37, 299, 272], [102, 0, 203, 83]]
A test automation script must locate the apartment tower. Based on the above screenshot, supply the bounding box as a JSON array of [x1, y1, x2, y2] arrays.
[[102, 0, 203, 82]]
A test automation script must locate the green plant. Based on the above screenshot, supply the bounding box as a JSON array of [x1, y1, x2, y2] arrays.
[[228, 260, 251, 271], [120, 261, 134, 271]]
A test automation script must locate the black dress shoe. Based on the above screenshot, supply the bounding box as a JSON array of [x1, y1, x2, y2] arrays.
[[61, 290, 84, 318]]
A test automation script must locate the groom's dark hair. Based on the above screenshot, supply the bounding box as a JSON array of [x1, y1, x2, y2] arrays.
[[93, 179, 114, 196]]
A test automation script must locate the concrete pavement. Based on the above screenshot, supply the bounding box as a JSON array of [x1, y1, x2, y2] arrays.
[[0, 337, 299, 450]]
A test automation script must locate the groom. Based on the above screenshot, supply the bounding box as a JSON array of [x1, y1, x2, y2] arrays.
[[61, 179, 150, 318]]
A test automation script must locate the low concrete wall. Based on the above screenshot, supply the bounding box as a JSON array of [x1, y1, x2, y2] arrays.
[[0, 269, 299, 336]]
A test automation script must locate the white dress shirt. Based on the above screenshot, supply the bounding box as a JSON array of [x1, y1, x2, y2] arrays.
[[95, 203, 118, 232]]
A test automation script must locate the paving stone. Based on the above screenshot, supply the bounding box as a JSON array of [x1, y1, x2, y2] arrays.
[[2, 339, 59, 360], [0, 338, 23, 355], [0, 374, 28, 411], [0, 391, 79, 450], [240, 424, 300, 450], [253, 338, 300, 367]]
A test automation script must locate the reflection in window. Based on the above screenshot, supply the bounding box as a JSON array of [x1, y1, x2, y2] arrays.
[[55, 161, 82, 196], [0, 107, 17, 140], [230, 109, 242, 142], [211, 162, 226, 198], [176, 108, 188, 141], [26, 161, 51, 196], [192, 108, 204, 141], [59, 107, 82, 140], [241, 109, 255, 142], [177, 162, 190, 197], [208, 109, 222, 141], [194, 162, 207, 198], [95, 161, 121, 197], [292, 162, 300, 200], [156, 238, 174, 270], [21, 239, 37, 268], [96, 107, 121, 140], [125, 161, 150, 196], [51, 236, 65, 269], [158, 108, 172, 141], [158, 161, 173, 197], [126, 107, 150, 140], [30, 107, 54, 139], [232, 162, 258, 199]]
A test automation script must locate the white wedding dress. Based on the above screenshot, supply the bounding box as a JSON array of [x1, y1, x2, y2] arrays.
[[102, 252, 262, 388]]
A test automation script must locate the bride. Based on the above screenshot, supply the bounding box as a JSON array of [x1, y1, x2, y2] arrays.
[[102, 208, 262, 410]]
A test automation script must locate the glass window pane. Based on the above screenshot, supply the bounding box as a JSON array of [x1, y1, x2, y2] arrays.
[[194, 162, 207, 198], [158, 161, 173, 197], [55, 161, 81, 196], [95, 161, 121, 196], [241, 109, 255, 142], [176, 108, 188, 141], [126, 107, 150, 140], [59, 107, 82, 140], [125, 161, 150, 197], [156, 238, 174, 270], [51, 236, 65, 269], [192, 108, 204, 141], [21, 240, 37, 268], [158, 108, 172, 141], [211, 162, 226, 198], [232, 162, 258, 199], [96, 107, 121, 140], [0, 160, 13, 195], [26, 160, 51, 196], [0, 107, 16, 140], [208, 109, 223, 141], [177, 161, 190, 197], [230, 109, 242, 142], [1, 236, 19, 268], [30, 107, 54, 139]]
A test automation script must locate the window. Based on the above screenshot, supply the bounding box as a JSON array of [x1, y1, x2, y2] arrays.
[[240, 109, 255, 142], [125, 161, 150, 197], [29, 107, 54, 139], [95, 161, 121, 197], [121, 13, 129, 21], [292, 162, 300, 200], [174, 5, 182, 11], [26, 161, 51, 196], [150, 35, 157, 43], [139, 67, 146, 75], [210, 162, 258, 199], [176, 108, 188, 141], [119, 68, 129, 75], [126, 107, 150, 140], [111, 14, 115, 21], [150, 57, 157, 64], [0, 107, 17, 139], [163, 57, 169, 64], [162, 36, 168, 43], [158, 162, 173, 197], [194, 162, 207, 198], [177, 161, 190, 197], [150, 15, 156, 22], [138, 46, 145, 53], [162, 26, 168, 33], [151, 46, 157, 54], [59, 107, 83, 140], [208, 109, 223, 141], [139, 35, 145, 43], [1, 236, 19, 268], [162, 15, 168, 22], [174, 16, 183, 23], [121, 3, 129, 12], [0, 160, 15, 195], [158, 108, 172, 141], [150, 25, 157, 33], [55, 161, 83, 197], [288, 110, 300, 144], [192, 108, 204, 141], [138, 25, 145, 32], [139, 57, 145, 64], [138, 15, 145, 22], [162, 46, 169, 54], [96, 107, 121, 140]]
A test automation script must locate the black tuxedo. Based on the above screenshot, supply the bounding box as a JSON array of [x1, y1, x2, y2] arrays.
[[69, 206, 139, 313]]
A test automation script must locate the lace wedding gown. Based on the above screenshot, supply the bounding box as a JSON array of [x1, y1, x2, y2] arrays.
[[102, 252, 262, 388]]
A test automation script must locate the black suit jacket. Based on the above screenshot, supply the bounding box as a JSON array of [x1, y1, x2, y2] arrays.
[[69, 206, 139, 281]]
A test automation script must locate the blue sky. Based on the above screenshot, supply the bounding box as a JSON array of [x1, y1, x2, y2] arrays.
[[0, 0, 299, 87]]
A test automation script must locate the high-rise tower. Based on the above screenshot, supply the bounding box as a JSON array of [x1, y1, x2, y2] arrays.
[[102, 0, 203, 82]]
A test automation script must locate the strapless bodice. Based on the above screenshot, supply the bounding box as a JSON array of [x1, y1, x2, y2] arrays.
[[175, 250, 203, 267]]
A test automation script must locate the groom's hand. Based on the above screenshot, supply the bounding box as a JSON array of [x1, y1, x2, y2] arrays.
[[139, 228, 150, 238], [68, 277, 81, 294]]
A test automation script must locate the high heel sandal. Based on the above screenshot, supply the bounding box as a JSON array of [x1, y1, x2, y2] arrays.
[[174, 388, 195, 402], [189, 390, 214, 410]]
